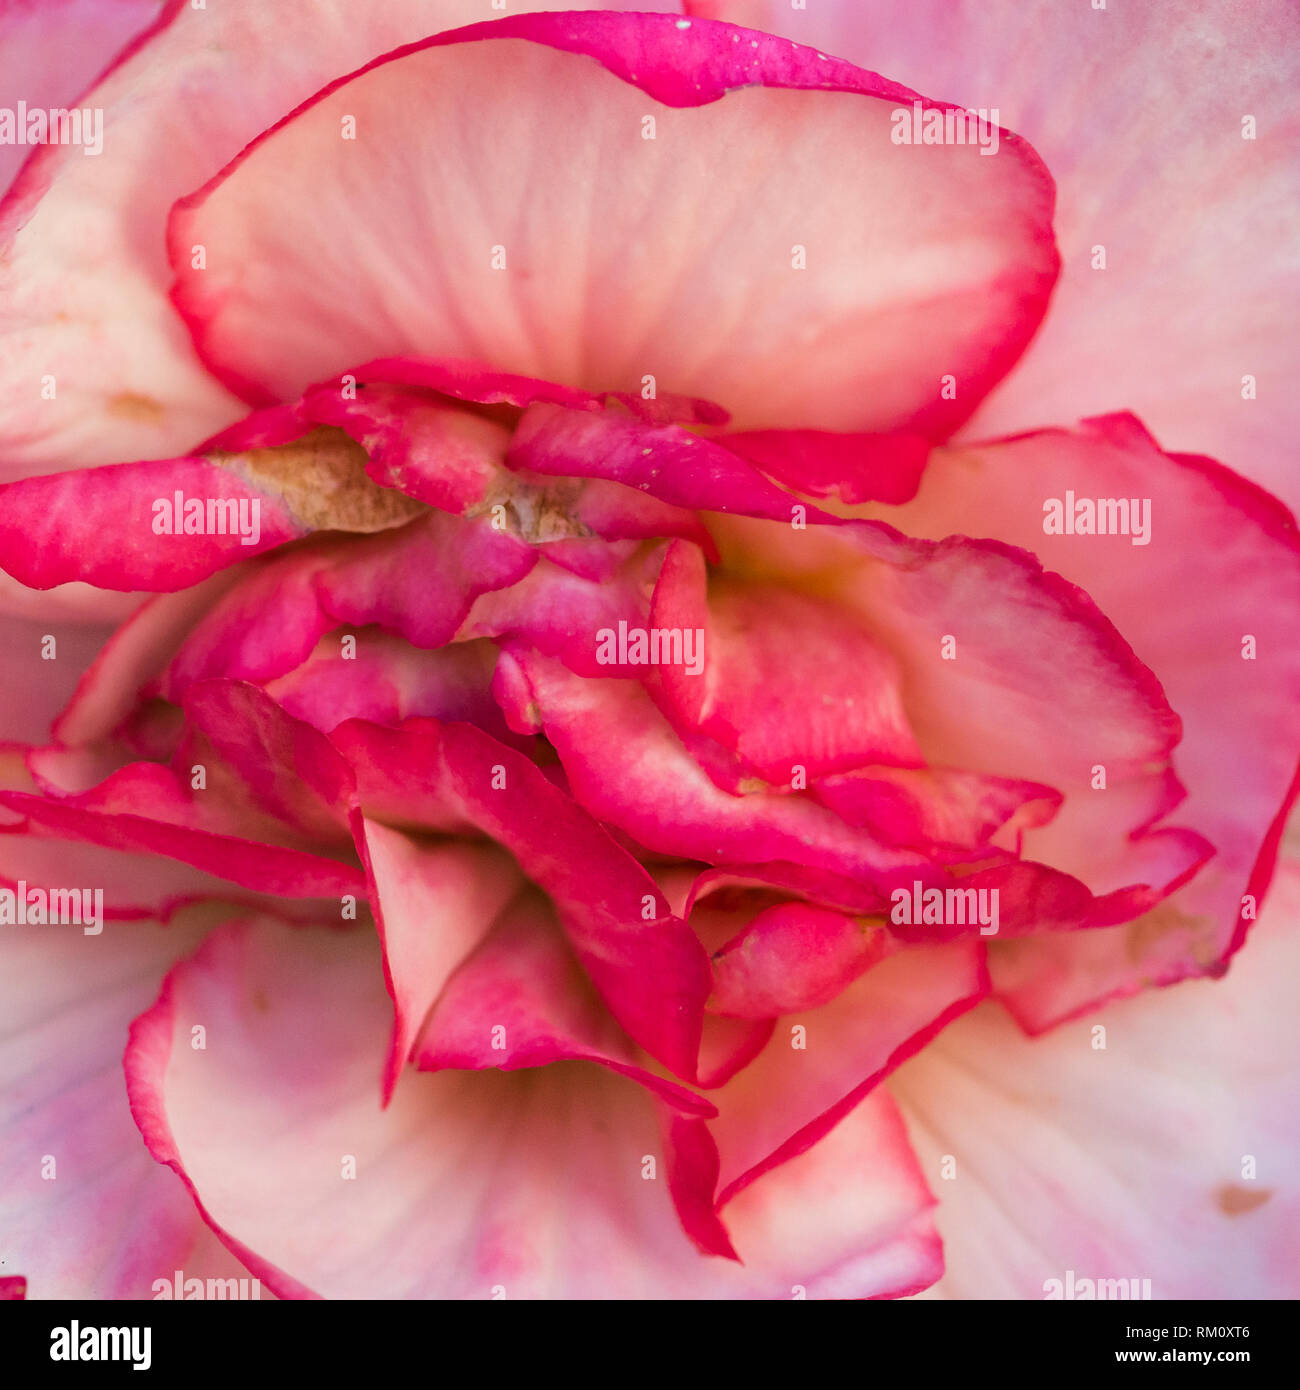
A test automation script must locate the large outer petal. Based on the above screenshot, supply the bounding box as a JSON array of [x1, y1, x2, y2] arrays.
[[126, 918, 941, 1298], [689, 0, 1300, 511], [0, 0, 665, 476], [892, 862, 1300, 1299], [169, 12, 1058, 434], [0, 908, 251, 1298]]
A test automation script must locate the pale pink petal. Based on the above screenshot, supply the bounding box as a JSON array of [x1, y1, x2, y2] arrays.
[[511, 648, 938, 891], [0, 0, 161, 199], [0, 908, 250, 1298], [0, 610, 115, 742], [170, 12, 1057, 434], [0, 567, 144, 624], [0, 0, 667, 473], [689, 0, 1300, 511], [705, 942, 987, 1206], [892, 862, 1300, 1298], [126, 917, 940, 1298], [53, 572, 241, 745]]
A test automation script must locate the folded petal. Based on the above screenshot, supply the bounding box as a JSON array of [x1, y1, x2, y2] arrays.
[[509, 404, 802, 521], [0, 789, 361, 898], [812, 765, 1061, 856], [316, 514, 536, 652], [330, 717, 712, 1080], [706, 512, 1212, 928], [869, 415, 1300, 1024], [302, 379, 713, 549], [267, 632, 516, 742], [355, 816, 522, 1103], [1, 682, 363, 898], [0, 820, 333, 926], [415, 889, 714, 1116], [650, 538, 924, 786], [459, 547, 662, 677], [0, 428, 423, 592], [709, 900, 898, 1018], [719, 428, 928, 505], [511, 648, 936, 892]]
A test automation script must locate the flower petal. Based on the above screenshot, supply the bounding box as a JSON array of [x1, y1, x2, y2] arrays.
[[355, 816, 521, 1103], [0, 909, 249, 1298], [330, 717, 712, 1080], [511, 648, 936, 891], [170, 12, 1057, 434], [868, 414, 1300, 1025], [127, 916, 940, 1298], [0, 610, 116, 743], [709, 900, 899, 1018], [688, 0, 1300, 512], [891, 861, 1300, 1298], [1, 681, 363, 898], [650, 537, 924, 786], [706, 941, 987, 1206], [0, 0, 663, 473], [414, 889, 715, 1117], [0, 428, 426, 593], [0, 0, 160, 200]]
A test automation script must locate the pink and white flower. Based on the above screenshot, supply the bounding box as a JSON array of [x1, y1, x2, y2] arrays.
[[0, 0, 1296, 1300]]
